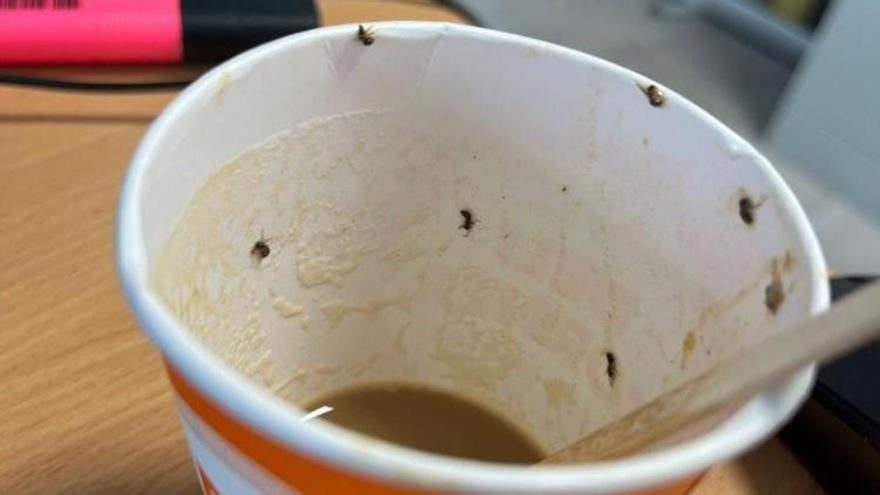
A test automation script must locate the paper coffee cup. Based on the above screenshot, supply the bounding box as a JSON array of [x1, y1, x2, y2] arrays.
[[117, 22, 829, 494]]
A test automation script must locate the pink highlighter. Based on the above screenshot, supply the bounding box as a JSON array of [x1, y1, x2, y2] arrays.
[[0, 0, 317, 65]]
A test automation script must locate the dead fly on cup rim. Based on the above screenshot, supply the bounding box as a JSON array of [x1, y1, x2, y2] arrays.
[[357, 25, 375, 46]]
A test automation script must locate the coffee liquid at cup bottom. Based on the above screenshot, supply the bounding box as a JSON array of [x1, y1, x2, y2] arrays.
[[303, 383, 544, 463]]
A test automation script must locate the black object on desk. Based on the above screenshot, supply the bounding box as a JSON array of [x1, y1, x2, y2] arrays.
[[782, 276, 880, 493]]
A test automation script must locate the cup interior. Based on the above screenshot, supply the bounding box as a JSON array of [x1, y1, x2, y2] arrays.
[[143, 23, 826, 457]]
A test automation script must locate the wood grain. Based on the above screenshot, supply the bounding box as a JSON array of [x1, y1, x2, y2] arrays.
[[0, 89, 197, 495], [0, 1, 822, 494], [691, 440, 824, 495]]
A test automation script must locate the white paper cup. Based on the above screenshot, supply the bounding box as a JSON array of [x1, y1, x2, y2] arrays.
[[117, 22, 829, 495]]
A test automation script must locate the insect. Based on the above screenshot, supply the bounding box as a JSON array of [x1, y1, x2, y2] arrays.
[[459, 209, 474, 236], [605, 351, 619, 386], [357, 24, 375, 46], [764, 257, 786, 314], [739, 196, 756, 225], [765, 277, 785, 314], [736, 191, 767, 226], [638, 83, 666, 107], [250, 231, 271, 260]]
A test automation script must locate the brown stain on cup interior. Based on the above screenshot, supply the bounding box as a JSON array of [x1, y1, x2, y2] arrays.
[[681, 252, 797, 369], [303, 382, 545, 464], [678, 279, 760, 370], [765, 252, 795, 315], [680, 331, 697, 370]]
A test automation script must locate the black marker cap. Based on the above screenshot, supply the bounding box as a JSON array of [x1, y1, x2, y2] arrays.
[[181, 0, 318, 62]]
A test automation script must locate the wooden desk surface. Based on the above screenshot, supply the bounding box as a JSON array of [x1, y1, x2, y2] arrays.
[[0, 1, 823, 494]]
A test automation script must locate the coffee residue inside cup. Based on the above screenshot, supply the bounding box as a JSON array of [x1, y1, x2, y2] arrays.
[[304, 383, 545, 463]]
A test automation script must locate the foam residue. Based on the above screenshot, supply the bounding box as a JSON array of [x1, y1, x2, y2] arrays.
[[147, 105, 778, 453]]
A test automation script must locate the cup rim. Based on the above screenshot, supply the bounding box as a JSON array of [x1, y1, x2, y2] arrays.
[[116, 22, 830, 494]]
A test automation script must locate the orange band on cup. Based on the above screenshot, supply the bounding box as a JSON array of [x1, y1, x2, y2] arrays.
[[167, 363, 700, 495], [167, 364, 431, 494]]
